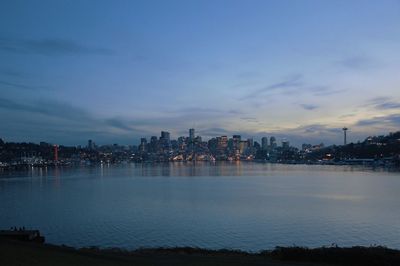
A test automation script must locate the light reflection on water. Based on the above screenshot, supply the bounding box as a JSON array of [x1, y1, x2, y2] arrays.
[[0, 162, 399, 251]]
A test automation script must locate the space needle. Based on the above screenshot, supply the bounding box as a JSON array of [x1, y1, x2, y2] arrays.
[[342, 127, 348, 145]]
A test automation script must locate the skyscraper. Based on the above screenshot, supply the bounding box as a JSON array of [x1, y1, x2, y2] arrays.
[[282, 139, 290, 149], [53, 145, 58, 161], [189, 128, 195, 141], [161, 131, 170, 141], [216, 136, 228, 152], [261, 137, 268, 150], [149, 136, 158, 152], [139, 138, 147, 152], [270, 136, 277, 149], [87, 139, 93, 150], [160, 131, 171, 150]]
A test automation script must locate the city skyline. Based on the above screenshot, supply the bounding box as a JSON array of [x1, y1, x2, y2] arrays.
[[1, 0, 400, 146]]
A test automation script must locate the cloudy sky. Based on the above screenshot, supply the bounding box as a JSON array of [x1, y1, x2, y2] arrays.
[[1, 0, 400, 146]]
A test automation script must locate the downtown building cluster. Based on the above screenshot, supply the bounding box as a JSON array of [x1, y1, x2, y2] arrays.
[[1, 130, 400, 169], [134, 128, 295, 162]]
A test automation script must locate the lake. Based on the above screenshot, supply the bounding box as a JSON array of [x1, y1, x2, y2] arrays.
[[0, 162, 399, 251]]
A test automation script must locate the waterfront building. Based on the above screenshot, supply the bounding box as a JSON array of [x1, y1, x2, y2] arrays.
[[239, 140, 248, 155], [270, 136, 277, 149], [139, 138, 147, 152], [262, 137, 268, 150], [160, 131, 171, 150], [216, 136, 228, 153], [282, 139, 290, 150], [208, 138, 218, 153], [149, 136, 158, 153], [189, 128, 195, 141], [88, 139, 93, 150]]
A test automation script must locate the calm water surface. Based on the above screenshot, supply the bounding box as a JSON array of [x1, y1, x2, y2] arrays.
[[1, 162, 399, 251]]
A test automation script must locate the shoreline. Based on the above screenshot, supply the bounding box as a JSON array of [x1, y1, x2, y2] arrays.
[[1, 238, 399, 266], [1, 160, 399, 171]]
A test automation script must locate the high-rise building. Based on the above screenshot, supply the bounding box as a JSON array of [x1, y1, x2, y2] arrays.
[[53, 145, 58, 161], [160, 131, 171, 150], [270, 136, 277, 149], [239, 140, 248, 154], [88, 139, 93, 150], [216, 136, 228, 152], [149, 136, 158, 152], [189, 128, 195, 141], [247, 138, 253, 148], [139, 138, 147, 152], [282, 139, 290, 149], [232, 135, 241, 151], [208, 138, 218, 153], [161, 131, 170, 141], [261, 137, 268, 150], [178, 136, 187, 151]]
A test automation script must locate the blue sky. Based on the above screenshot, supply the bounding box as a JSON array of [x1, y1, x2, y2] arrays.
[[1, 0, 400, 146]]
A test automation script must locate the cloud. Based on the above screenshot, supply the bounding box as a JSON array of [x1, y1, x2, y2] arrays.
[[291, 124, 341, 135], [312, 87, 347, 96], [355, 114, 400, 127], [104, 118, 134, 131], [0, 97, 151, 144], [336, 55, 376, 70], [240, 117, 258, 122], [0, 68, 26, 78], [167, 107, 228, 114], [236, 71, 262, 79], [241, 74, 303, 99], [0, 80, 45, 90], [0, 97, 91, 120], [365, 97, 400, 110], [240, 75, 346, 101], [339, 113, 356, 119], [0, 97, 243, 144], [198, 127, 230, 136], [299, 103, 318, 110], [0, 37, 113, 56]]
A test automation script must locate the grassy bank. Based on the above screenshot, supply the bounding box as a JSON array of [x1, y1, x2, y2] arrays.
[[1, 238, 399, 266]]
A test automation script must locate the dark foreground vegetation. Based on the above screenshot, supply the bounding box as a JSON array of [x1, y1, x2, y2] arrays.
[[265, 246, 400, 266], [1, 238, 399, 266]]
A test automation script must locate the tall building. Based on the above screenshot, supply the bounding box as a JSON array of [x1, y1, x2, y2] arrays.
[[216, 136, 228, 152], [189, 128, 195, 141], [239, 140, 248, 154], [160, 131, 171, 150], [178, 136, 187, 151], [261, 137, 268, 150], [232, 135, 241, 151], [87, 139, 93, 150], [282, 139, 290, 149], [247, 138, 253, 148], [149, 136, 158, 152], [270, 136, 277, 149], [53, 145, 58, 161], [208, 138, 218, 153], [343, 127, 348, 145], [161, 131, 170, 141], [195, 136, 202, 143], [139, 138, 147, 152]]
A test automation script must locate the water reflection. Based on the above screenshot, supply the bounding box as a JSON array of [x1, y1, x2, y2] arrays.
[[0, 163, 399, 251]]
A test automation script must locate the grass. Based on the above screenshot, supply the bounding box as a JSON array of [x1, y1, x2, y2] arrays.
[[1, 237, 400, 266]]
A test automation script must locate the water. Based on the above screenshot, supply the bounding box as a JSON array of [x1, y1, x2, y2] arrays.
[[1, 162, 399, 251]]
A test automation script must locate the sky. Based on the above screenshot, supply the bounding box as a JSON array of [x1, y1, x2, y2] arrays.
[[1, 0, 400, 147]]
